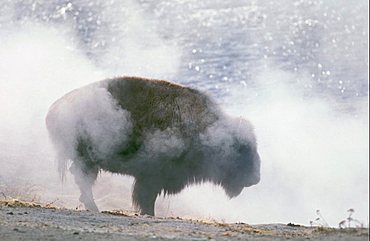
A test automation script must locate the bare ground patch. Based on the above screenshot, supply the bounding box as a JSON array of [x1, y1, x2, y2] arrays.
[[0, 200, 368, 241]]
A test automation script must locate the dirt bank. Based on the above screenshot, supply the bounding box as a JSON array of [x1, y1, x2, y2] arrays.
[[0, 200, 368, 241]]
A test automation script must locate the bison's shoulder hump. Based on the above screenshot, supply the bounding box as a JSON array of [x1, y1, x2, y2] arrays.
[[105, 76, 221, 131]]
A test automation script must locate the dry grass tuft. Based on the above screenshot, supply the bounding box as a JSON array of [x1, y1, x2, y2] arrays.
[[0, 196, 58, 209], [0, 197, 42, 208], [0, 176, 60, 209], [102, 209, 139, 217]]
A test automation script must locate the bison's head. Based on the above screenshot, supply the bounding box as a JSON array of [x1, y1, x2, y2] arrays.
[[221, 117, 261, 198]]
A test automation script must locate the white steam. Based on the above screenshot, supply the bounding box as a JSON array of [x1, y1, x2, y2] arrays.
[[0, 6, 179, 209], [160, 68, 368, 226], [0, 24, 102, 205], [46, 82, 133, 176], [91, 0, 181, 78], [143, 128, 186, 160]]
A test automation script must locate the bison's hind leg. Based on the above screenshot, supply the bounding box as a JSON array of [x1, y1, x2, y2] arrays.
[[69, 139, 100, 211], [70, 161, 99, 211], [70, 163, 99, 211]]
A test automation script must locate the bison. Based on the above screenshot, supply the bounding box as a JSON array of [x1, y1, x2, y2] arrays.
[[46, 76, 260, 215]]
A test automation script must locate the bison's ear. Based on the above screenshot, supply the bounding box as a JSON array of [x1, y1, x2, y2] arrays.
[[232, 117, 256, 144], [236, 117, 253, 130]]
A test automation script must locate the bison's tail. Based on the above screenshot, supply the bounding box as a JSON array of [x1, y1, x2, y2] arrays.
[[45, 106, 72, 182], [48, 136, 71, 182], [56, 153, 69, 182]]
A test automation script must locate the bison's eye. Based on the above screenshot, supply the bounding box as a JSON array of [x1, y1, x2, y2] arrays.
[[234, 142, 250, 156], [233, 142, 254, 169]]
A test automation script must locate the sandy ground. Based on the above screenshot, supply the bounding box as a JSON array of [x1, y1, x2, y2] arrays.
[[0, 200, 368, 241]]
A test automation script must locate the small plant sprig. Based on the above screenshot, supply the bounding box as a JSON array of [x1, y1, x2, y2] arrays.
[[310, 210, 329, 227], [338, 209, 363, 228]]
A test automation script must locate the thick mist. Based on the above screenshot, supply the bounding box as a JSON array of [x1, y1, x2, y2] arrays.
[[0, 0, 368, 227], [164, 69, 368, 225], [0, 23, 103, 203]]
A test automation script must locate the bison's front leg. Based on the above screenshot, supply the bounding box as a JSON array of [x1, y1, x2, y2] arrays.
[[132, 179, 160, 216], [70, 161, 99, 212]]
